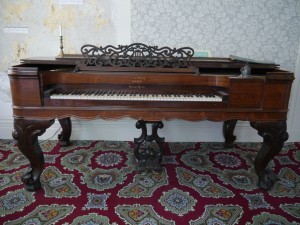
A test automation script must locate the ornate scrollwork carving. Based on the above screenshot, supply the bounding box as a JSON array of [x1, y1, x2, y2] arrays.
[[134, 120, 165, 173], [80, 43, 194, 68]]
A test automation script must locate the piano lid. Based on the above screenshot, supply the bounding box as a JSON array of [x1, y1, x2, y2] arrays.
[[20, 43, 279, 69]]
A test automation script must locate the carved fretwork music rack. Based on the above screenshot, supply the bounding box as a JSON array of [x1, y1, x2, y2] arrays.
[[77, 43, 194, 70]]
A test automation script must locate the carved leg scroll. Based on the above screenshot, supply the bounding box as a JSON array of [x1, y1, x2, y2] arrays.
[[250, 120, 288, 190], [223, 120, 238, 148], [134, 120, 165, 173], [58, 117, 72, 146], [14, 118, 54, 191]]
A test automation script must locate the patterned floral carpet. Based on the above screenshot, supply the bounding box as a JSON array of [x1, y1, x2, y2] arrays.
[[0, 139, 299, 225]]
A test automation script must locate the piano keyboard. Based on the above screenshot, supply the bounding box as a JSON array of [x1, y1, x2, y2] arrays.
[[50, 90, 223, 102]]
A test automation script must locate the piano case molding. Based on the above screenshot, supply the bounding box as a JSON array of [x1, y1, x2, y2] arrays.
[[7, 43, 295, 191]]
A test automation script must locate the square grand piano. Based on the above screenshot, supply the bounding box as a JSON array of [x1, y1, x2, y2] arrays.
[[8, 43, 294, 191]]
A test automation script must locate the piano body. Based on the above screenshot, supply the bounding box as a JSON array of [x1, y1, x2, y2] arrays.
[[8, 43, 294, 191]]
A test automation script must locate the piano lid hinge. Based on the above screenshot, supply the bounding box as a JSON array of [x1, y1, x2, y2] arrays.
[[73, 65, 80, 73], [194, 67, 201, 76]]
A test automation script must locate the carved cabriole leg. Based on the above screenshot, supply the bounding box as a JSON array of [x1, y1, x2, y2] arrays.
[[14, 118, 54, 191], [223, 120, 238, 147], [250, 120, 288, 190], [12, 129, 18, 140], [134, 120, 165, 173], [58, 117, 72, 146]]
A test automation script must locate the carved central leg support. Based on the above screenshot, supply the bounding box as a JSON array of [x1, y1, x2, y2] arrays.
[[14, 118, 54, 191], [250, 120, 289, 190], [134, 120, 165, 173]]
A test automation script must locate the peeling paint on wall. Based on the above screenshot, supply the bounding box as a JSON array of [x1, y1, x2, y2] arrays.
[[44, 0, 109, 32], [1, 0, 30, 23], [44, 1, 77, 30], [14, 42, 28, 58]]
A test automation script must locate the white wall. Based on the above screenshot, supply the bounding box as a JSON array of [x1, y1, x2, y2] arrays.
[[289, 40, 300, 141], [1, 0, 300, 142]]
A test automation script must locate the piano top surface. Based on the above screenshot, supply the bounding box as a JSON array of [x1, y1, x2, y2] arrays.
[[20, 55, 279, 70]]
